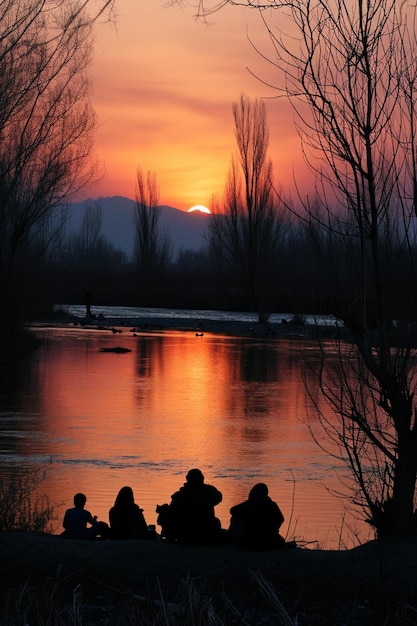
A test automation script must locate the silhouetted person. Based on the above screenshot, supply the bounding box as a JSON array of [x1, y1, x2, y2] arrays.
[[109, 486, 151, 540], [162, 468, 223, 544], [229, 483, 285, 550], [62, 492, 110, 539], [85, 291, 92, 319]]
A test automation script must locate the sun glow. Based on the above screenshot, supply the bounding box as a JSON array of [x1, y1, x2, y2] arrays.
[[188, 205, 211, 214]]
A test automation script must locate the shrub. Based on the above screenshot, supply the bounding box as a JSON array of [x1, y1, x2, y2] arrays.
[[0, 469, 56, 532]]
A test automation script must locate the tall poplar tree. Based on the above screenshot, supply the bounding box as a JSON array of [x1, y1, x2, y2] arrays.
[[209, 93, 283, 322]]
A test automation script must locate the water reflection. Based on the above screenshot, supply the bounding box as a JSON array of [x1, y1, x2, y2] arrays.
[[239, 343, 280, 383], [0, 327, 372, 548]]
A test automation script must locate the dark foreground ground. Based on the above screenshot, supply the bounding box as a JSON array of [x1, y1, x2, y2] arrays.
[[1, 532, 417, 625]]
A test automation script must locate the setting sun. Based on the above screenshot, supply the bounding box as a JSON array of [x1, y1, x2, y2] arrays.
[[188, 205, 211, 214]]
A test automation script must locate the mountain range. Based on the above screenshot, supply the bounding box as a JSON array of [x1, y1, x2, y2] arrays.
[[68, 196, 210, 258]]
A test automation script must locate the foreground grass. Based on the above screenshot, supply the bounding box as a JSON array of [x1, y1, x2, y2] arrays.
[[3, 566, 417, 625], [1, 570, 297, 625]]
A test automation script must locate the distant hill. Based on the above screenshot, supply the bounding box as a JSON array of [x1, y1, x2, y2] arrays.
[[67, 196, 210, 258]]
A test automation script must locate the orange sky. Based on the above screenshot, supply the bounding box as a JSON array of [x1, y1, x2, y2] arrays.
[[85, 3, 308, 212]]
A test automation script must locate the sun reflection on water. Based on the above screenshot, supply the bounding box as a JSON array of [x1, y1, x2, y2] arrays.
[[0, 328, 372, 548]]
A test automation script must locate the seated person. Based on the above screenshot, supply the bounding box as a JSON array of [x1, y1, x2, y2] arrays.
[[109, 486, 151, 540], [62, 492, 109, 539], [229, 483, 286, 550], [160, 468, 223, 544]]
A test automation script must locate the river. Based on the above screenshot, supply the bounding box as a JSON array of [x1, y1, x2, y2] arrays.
[[0, 306, 372, 549]]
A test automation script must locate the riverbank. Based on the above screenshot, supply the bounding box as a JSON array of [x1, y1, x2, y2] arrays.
[[31, 307, 348, 341], [1, 532, 417, 624]]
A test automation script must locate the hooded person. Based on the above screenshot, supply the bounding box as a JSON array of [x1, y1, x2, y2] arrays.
[[163, 468, 223, 544], [229, 483, 286, 550]]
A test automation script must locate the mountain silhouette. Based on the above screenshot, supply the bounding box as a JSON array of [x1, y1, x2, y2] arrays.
[[68, 196, 210, 258]]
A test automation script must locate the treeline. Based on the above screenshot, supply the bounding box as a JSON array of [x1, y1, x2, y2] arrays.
[[28, 208, 316, 317], [30, 210, 416, 324]]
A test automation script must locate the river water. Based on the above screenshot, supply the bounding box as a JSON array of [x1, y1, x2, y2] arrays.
[[0, 306, 372, 549]]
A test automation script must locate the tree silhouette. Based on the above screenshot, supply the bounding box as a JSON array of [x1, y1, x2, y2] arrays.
[[133, 168, 172, 303], [0, 0, 114, 346], [194, 0, 417, 539], [209, 93, 283, 323]]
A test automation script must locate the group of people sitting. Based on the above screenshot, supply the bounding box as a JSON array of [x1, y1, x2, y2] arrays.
[[61, 468, 286, 550]]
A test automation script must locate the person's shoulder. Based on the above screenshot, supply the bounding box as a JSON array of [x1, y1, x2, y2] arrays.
[[204, 483, 221, 492], [83, 508, 94, 520], [63, 507, 76, 517], [268, 499, 284, 518], [230, 500, 247, 513], [210, 484, 223, 497], [203, 484, 222, 502], [269, 498, 281, 508]]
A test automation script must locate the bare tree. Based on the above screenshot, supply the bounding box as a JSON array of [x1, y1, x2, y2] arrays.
[[192, 1, 417, 539], [134, 168, 172, 301], [298, 1, 417, 540], [70, 200, 109, 276], [276, 0, 417, 540], [0, 0, 114, 341], [76, 201, 103, 258], [64, 200, 126, 312], [209, 93, 283, 323]]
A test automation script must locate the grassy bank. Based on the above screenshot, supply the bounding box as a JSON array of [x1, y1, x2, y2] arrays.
[[1, 531, 417, 624]]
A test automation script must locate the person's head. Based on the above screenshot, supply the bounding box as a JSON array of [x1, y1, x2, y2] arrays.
[[248, 483, 269, 501], [115, 486, 134, 507], [186, 468, 204, 486], [73, 493, 87, 508]]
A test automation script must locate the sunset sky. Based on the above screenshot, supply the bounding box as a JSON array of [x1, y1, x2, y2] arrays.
[[85, 2, 309, 212]]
